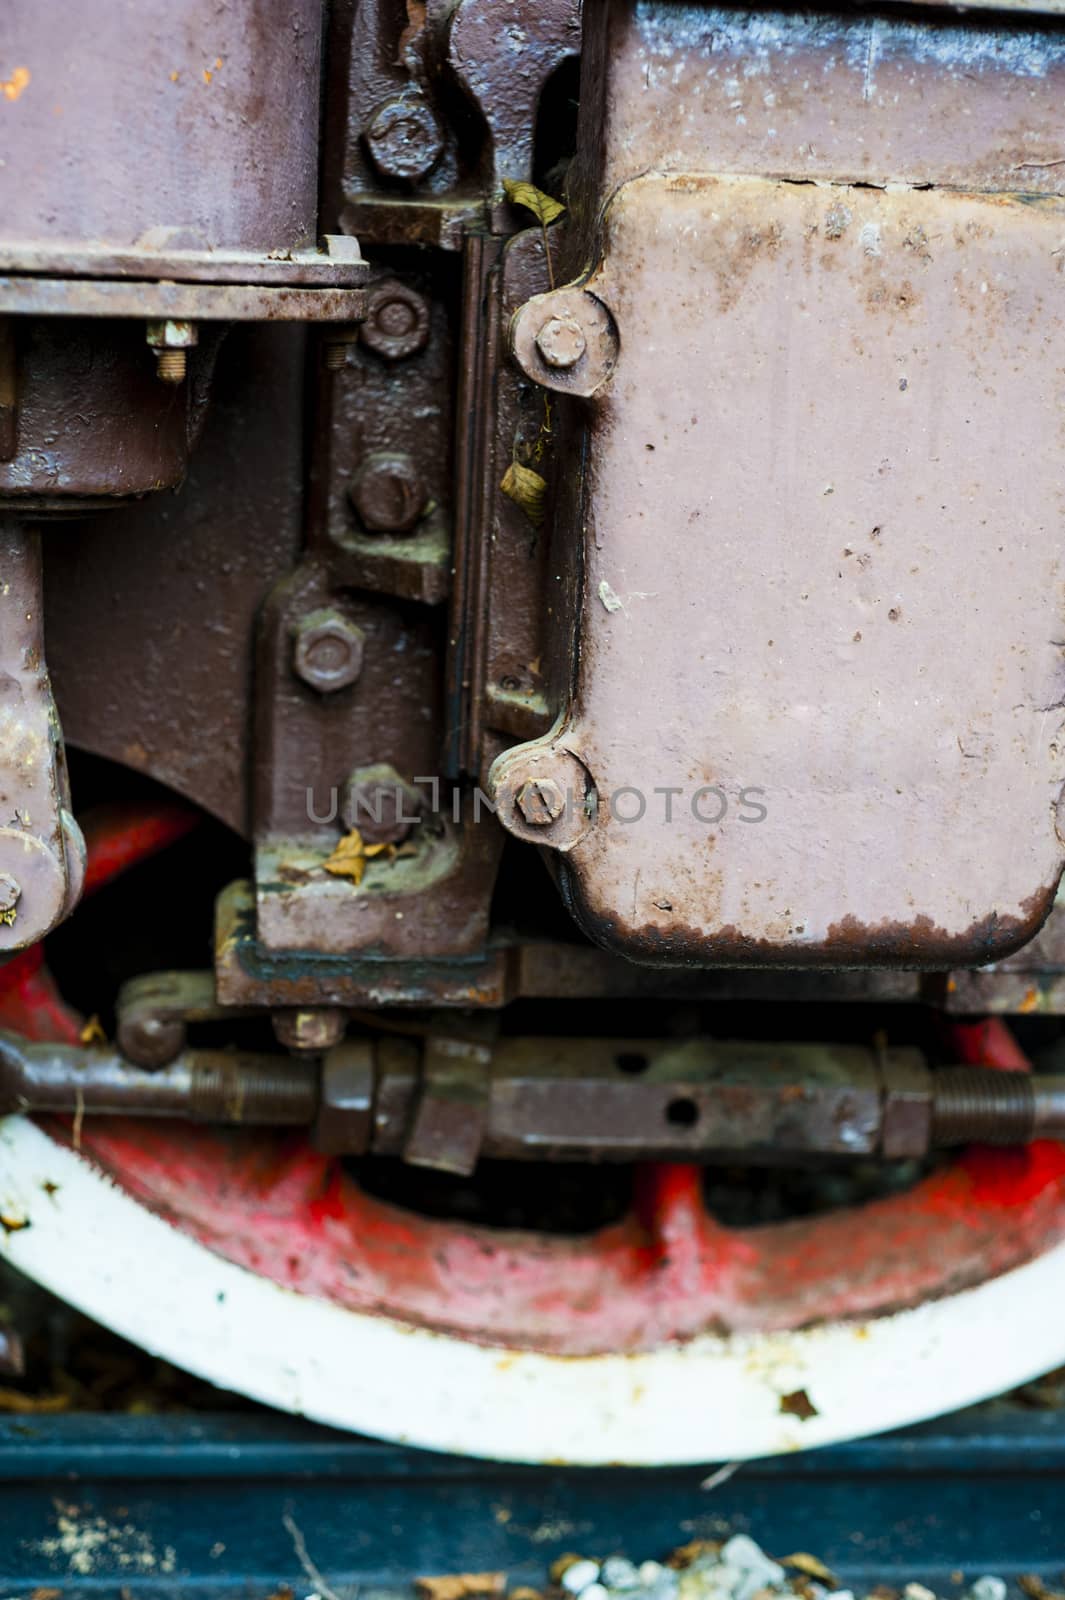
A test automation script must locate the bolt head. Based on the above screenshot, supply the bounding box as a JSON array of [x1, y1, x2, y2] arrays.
[[341, 763, 423, 845], [364, 94, 444, 183], [361, 280, 431, 361], [535, 315, 587, 370], [516, 777, 566, 827], [350, 451, 428, 535], [292, 610, 366, 694]]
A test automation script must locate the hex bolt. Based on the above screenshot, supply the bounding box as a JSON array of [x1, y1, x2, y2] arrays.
[[350, 451, 428, 535], [516, 777, 566, 827], [146, 319, 198, 385], [364, 92, 444, 183], [535, 315, 587, 370], [361, 281, 431, 362], [341, 763, 423, 845], [291, 610, 366, 694]]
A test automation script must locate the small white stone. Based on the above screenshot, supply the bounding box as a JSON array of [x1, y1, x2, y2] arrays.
[[582, 1584, 610, 1600], [602, 1560, 642, 1590], [719, 1536, 786, 1600], [823, 1591, 855, 1600], [639, 1565, 668, 1587], [562, 1562, 602, 1595], [969, 1581, 1006, 1600], [904, 1586, 937, 1600]]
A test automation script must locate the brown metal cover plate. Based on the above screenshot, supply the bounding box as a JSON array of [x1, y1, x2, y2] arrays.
[[553, 176, 1065, 966]]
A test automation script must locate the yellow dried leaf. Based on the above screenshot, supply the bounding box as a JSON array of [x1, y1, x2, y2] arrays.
[[782, 1555, 837, 1583], [502, 179, 565, 226], [415, 1576, 506, 1600], [0, 1384, 69, 1414], [322, 829, 368, 886], [501, 462, 547, 527], [79, 1014, 107, 1046]]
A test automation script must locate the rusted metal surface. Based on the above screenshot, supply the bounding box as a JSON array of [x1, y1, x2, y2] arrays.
[[0, 0, 323, 253], [491, 0, 1065, 967], [0, 1033, 317, 1125], [215, 880, 511, 1008], [43, 325, 306, 833], [0, 243, 367, 288], [576, 6, 1065, 207], [0, 318, 203, 505], [0, 279, 368, 322], [0, 524, 84, 950]]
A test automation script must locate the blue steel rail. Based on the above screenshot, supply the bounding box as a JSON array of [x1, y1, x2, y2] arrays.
[[0, 1409, 1061, 1598]]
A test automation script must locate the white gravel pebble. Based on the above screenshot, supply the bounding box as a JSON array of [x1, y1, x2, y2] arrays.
[[563, 1563, 603, 1595], [967, 1582, 1006, 1600], [639, 1565, 669, 1588], [719, 1536, 787, 1600], [602, 1562, 643, 1591]]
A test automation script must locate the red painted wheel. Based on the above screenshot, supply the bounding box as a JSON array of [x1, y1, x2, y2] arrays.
[[3, 804, 1065, 1462]]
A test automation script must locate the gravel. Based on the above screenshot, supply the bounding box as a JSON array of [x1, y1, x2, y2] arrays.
[[549, 1541, 1008, 1600]]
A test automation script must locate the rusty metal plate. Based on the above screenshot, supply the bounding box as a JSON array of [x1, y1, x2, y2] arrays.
[[507, 177, 1065, 967]]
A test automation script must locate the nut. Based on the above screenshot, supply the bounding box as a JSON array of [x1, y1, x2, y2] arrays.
[[350, 452, 428, 534], [273, 1008, 348, 1053], [361, 281, 431, 362], [292, 610, 366, 694], [535, 315, 587, 370], [341, 763, 423, 845], [516, 777, 566, 827], [364, 93, 444, 183]]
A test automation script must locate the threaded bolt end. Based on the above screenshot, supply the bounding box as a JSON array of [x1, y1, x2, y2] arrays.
[[155, 348, 188, 384], [931, 1067, 1036, 1145], [188, 1055, 318, 1125], [323, 342, 348, 371]]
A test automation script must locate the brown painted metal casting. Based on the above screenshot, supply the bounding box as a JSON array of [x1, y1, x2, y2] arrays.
[[4, 0, 1065, 1027]]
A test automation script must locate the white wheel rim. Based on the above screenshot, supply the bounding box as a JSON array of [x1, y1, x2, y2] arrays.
[[3, 1116, 1065, 1463]]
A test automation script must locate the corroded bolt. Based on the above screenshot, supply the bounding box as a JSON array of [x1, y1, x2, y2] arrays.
[[156, 349, 187, 383], [361, 281, 431, 362], [292, 610, 366, 694], [364, 93, 444, 183], [350, 451, 428, 534], [273, 1007, 348, 1054], [146, 319, 198, 385], [0, 873, 21, 916], [516, 777, 566, 827], [341, 763, 423, 845], [535, 315, 587, 370]]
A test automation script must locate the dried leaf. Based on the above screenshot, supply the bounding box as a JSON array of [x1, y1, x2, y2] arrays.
[[0, 1213, 28, 1234], [502, 179, 565, 227], [1020, 1580, 1065, 1600], [79, 1014, 107, 1046], [415, 1575, 506, 1600], [782, 1555, 837, 1583], [501, 462, 547, 527], [322, 829, 369, 886], [0, 1384, 70, 1414], [668, 1540, 723, 1569], [32, 1588, 63, 1600], [779, 1387, 819, 1421]]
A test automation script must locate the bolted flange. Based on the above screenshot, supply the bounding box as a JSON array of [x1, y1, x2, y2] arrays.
[[487, 742, 597, 850], [510, 287, 619, 397]]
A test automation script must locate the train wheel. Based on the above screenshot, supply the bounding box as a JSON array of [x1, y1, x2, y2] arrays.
[[2, 807, 1065, 1464]]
